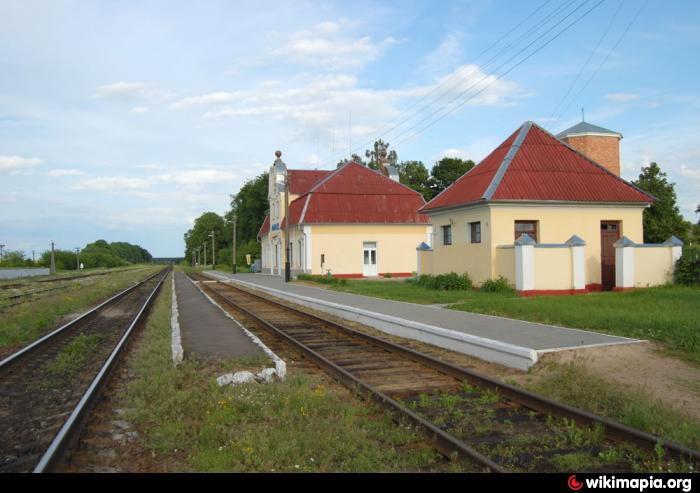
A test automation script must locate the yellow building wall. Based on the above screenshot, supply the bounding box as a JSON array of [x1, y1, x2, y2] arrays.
[[493, 247, 515, 285], [308, 224, 430, 276], [423, 205, 493, 284], [489, 204, 645, 286], [634, 247, 674, 287], [533, 247, 573, 290]]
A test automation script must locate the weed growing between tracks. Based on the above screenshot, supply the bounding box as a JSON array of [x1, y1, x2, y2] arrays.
[[125, 274, 472, 472], [0, 266, 160, 353], [44, 333, 103, 381], [404, 380, 695, 472]]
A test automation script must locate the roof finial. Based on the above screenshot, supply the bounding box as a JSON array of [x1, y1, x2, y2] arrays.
[[275, 150, 282, 158], [581, 107, 585, 122]]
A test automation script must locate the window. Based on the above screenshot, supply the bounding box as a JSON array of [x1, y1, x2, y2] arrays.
[[514, 220, 538, 242], [441, 225, 452, 245], [469, 222, 481, 244]]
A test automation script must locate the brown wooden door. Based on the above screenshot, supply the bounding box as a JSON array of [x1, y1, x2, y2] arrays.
[[600, 221, 620, 291]]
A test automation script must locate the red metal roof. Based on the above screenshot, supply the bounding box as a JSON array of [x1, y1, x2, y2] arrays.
[[257, 214, 270, 239], [283, 162, 429, 228], [421, 121, 653, 212], [287, 169, 330, 195]]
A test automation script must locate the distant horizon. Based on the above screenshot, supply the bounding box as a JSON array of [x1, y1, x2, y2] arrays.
[[2, 1, 698, 256]]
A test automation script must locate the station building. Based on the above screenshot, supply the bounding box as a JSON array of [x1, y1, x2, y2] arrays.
[[258, 155, 432, 278], [417, 121, 683, 294]]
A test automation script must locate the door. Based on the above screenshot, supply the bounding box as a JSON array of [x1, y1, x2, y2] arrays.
[[363, 242, 378, 277], [600, 221, 620, 291]]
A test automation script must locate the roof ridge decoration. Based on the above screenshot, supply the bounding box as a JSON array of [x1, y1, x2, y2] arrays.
[[483, 121, 533, 200]]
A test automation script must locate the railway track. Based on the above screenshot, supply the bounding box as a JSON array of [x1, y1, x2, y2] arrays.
[[191, 273, 700, 473], [0, 267, 169, 473]]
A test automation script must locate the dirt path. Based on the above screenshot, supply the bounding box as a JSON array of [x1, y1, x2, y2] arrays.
[[536, 342, 700, 422]]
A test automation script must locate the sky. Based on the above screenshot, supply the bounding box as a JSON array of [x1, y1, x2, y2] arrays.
[[1, 0, 699, 257]]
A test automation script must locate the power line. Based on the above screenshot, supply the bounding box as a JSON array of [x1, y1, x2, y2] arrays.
[[555, 0, 648, 122], [321, 0, 573, 164], [393, 0, 607, 148], [548, 0, 625, 121]]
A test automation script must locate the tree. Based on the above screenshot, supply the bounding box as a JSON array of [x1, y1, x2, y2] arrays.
[[364, 139, 397, 171], [429, 157, 475, 197], [394, 160, 432, 200], [337, 153, 366, 168], [0, 250, 32, 267], [632, 162, 692, 243], [224, 172, 269, 264], [184, 212, 227, 265]]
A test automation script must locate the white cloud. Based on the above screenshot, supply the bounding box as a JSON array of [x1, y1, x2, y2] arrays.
[[130, 106, 149, 114], [73, 176, 152, 191], [680, 164, 700, 182], [272, 20, 399, 70], [171, 91, 247, 110], [419, 32, 465, 74], [0, 155, 43, 172], [153, 169, 238, 188], [92, 82, 171, 104], [48, 168, 85, 177], [605, 93, 640, 103]]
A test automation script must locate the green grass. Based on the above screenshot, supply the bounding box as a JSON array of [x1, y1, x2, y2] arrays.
[[126, 274, 470, 472], [527, 362, 700, 453], [44, 332, 103, 381], [308, 279, 700, 363], [0, 266, 161, 351]]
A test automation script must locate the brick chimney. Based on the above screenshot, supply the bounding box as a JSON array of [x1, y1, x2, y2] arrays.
[[556, 121, 623, 176]]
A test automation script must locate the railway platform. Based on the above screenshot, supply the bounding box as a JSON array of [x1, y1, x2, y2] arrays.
[[206, 271, 642, 370], [174, 272, 263, 360]]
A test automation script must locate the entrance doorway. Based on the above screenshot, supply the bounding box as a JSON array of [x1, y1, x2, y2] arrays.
[[600, 221, 620, 291], [363, 242, 378, 277]]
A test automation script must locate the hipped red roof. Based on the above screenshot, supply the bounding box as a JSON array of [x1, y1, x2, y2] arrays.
[[422, 121, 653, 212], [259, 162, 429, 238]]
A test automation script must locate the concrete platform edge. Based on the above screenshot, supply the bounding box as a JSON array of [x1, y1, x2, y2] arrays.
[[171, 275, 184, 366], [188, 275, 286, 379], [208, 273, 539, 371]]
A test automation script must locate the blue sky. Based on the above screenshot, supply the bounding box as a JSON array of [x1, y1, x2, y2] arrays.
[[1, 0, 699, 257]]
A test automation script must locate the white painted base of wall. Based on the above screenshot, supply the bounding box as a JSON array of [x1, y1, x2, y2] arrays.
[[210, 274, 538, 370]]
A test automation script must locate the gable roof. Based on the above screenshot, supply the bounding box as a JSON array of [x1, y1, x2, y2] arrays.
[[287, 169, 331, 195], [283, 161, 429, 228], [556, 121, 622, 139], [257, 213, 271, 240], [421, 121, 653, 213]]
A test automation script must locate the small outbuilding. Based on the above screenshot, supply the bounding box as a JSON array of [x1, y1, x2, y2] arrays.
[[418, 121, 683, 294]]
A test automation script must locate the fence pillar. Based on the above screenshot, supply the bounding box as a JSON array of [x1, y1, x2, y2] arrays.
[[515, 234, 535, 291], [416, 242, 431, 277], [663, 235, 684, 265], [614, 236, 636, 289], [565, 235, 586, 290]]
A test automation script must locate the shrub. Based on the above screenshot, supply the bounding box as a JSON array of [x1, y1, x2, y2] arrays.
[[384, 272, 393, 278], [416, 272, 472, 291], [480, 276, 513, 293], [675, 246, 700, 286], [295, 273, 346, 286]]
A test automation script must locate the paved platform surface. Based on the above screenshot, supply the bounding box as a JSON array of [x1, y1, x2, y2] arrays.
[[174, 272, 263, 360], [210, 272, 639, 353]]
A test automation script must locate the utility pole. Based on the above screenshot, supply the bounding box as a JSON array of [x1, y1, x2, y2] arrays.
[[232, 214, 237, 274], [209, 231, 215, 269], [50, 241, 56, 274], [284, 170, 291, 282], [0, 244, 5, 262], [75, 248, 80, 270], [32, 250, 35, 263], [203, 241, 207, 267]]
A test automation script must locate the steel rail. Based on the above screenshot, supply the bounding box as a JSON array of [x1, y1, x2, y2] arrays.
[[33, 266, 170, 473], [0, 268, 164, 373], [199, 281, 504, 472], [205, 277, 700, 468]]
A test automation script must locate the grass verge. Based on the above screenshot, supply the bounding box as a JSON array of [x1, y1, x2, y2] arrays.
[[303, 279, 699, 363], [0, 266, 160, 351], [524, 362, 700, 454], [125, 274, 468, 472]]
